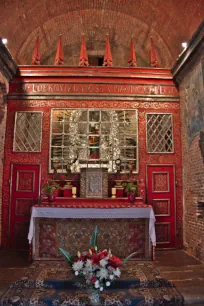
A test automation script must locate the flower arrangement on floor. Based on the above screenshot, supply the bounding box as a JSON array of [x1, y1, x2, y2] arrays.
[[59, 226, 136, 294]]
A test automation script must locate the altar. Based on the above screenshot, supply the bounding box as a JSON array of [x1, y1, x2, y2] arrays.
[[28, 199, 156, 261]]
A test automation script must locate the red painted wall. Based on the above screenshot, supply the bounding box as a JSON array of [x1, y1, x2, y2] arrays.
[[1, 67, 183, 249]]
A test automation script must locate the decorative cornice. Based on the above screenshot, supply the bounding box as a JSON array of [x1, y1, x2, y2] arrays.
[[172, 20, 204, 83], [16, 66, 173, 79]]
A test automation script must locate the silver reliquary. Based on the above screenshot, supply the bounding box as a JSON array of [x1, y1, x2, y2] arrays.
[[80, 168, 108, 198]]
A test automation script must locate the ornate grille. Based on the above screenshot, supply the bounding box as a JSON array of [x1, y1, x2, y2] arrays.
[[50, 109, 138, 173], [146, 114, 173, 153], [13, 112, 42, 152]]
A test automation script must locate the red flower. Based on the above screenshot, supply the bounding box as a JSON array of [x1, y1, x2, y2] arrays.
[[91, 254, 101, 265], [108, 255, 122, 268], [90, 247, 96, 254], [101, 250, 108, 257], [91, 277, 97, 284]]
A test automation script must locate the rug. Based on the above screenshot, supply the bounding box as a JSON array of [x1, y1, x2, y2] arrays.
[[0, 261, 184, 305]]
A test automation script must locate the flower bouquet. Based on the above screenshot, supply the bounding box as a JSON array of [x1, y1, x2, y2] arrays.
[[59, 226, 136, 304], [41, 180, 60, 202]]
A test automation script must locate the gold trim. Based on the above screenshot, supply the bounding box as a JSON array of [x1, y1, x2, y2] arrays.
[[155, 222, 171, 244], [16, 170, 35, 192], [8, 163, 41, 248], [15, 198, 34, 216], [152, 171, 170, 193], [8, 95, 180, 102], [152, 198, 170, 216], [146, 164, 177, 248]]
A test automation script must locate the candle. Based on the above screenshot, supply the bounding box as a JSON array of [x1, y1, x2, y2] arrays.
[[72, 187, 77, 198], [112, 188, 116, 198]]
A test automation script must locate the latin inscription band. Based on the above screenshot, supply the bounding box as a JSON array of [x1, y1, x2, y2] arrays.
[[9, 83, 179, 96]]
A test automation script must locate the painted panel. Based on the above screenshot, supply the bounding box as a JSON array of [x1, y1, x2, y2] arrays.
[[9, 164, 40, 249], [15, 198, 34, 216], [147, 165, 175, 248], [16, 171, 35, 192], [152, 199, 170, 216], [155, 223, 171, 244], [152, 172, 169, 192]]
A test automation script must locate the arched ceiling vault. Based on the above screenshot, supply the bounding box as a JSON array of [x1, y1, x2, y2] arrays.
[[0, 0, 203, 67]]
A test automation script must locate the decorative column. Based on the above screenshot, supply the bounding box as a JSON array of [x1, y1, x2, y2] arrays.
[[0, 40, 17, 246]]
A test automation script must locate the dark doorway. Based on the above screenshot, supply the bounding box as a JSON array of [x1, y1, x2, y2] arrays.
[[89, 56, 103, 66]]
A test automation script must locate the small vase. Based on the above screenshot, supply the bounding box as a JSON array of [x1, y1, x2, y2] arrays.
[[47, 194, 56, 203], [87, 288, 100, 306], [128, 193, 135, 204]]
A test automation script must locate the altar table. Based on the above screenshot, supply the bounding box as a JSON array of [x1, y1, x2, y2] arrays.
[[28, 201, 156, 261]]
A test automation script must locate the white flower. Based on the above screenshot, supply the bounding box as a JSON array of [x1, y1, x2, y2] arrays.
[[94, 280, 100, 289], [85, 259, 92, 268], [100, 287, 104, 291], [110, 275, 114, 280], [72, 260, 83, 271], [97, 268, 108, 280], [106, 281, 111, 287], [107, 266, 114, 273], [100, 259, 108, 267], [75, 271, 79, 276], [114, 268, 121, 277]]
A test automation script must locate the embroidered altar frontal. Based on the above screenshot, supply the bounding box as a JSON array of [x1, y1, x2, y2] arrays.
[[34, 219, 151, 260]]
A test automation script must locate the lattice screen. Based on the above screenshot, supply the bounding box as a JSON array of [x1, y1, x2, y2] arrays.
[[50, 109, 138, 173], [13, 112, 42, 152], [146, 114, 173, 153]]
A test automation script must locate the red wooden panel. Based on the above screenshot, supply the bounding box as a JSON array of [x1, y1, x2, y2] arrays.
[[15, 198, 34, 216], [9, 164, 40, 249], [147, 165, 175, 248], [16, 171, 35, 192]]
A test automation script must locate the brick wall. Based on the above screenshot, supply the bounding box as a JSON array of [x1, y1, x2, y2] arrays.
[[176, 40, 204, 260], [1, 1, 203, 66]]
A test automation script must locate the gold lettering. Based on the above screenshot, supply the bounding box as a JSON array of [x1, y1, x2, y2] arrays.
[[32, 84, 37, 93], [37, 84, 42, 92], [43, 84, 48, 92], [66, 85, 72, 92], [59, 84, 64, 92], [48, 84, 54, 93]]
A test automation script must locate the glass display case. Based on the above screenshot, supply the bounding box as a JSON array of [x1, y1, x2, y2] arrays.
[[50, 109, 138, 173]]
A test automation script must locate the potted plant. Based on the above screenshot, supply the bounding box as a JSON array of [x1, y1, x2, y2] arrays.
[[41, 180, 60, 202], [122, 182, 138, 203]]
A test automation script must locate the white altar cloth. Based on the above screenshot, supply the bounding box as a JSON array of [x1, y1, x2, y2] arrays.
[[28, 206, 156, 246]]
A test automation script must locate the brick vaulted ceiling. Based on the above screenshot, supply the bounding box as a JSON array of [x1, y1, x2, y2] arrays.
[[0, 0, 203, 68]]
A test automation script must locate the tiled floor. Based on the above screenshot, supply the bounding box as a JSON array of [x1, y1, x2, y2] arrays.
[[0, 250, 29, 297], [155, 250, 204, 305], [0, 249, 204, 305]]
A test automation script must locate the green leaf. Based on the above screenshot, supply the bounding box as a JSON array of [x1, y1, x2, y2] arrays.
[[59, 247, 73, 264], [123, 251, 138, 263], [90, 225, 98, 249]]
